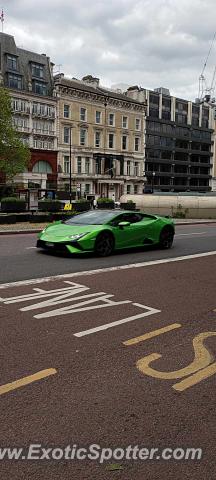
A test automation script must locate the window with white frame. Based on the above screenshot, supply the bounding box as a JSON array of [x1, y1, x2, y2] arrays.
[[80, 107, 87, 121], [64, 105, 70, 118], [85, 184, 90, 194], [108, 113, 115, 126], [77, 157, 82, 174], [135, 137, 140, 151], [108, 133, 114, 148], [134, 184, 138, 194], [127, 184, 131, 194], [64, 127, 70, 143], [64, 155, 70, 174], [122, 116, 128, 128], [135, 118, 141, 130], [127, 161, 131, 175], [80, 128, 87, 146], [134, 162, 139, 176], [85, 157, 90, 174], [95, 111, 101, 124], [95, 131, 101, 148], [122, 135, 128, 150]]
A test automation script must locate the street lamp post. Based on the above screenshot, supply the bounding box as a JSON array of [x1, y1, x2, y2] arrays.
[[152, 171, 156, 194], [69, 126, 72, 204]]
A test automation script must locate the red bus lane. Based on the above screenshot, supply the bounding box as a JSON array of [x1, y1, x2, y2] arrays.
[[0, 253, 216, 479]]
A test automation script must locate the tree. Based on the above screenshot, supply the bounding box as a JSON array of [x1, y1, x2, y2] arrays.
[[0, 87, 30, 183]]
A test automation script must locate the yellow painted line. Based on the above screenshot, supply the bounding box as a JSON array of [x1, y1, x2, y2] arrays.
[[123, 323, 182, 346], [136, 331, 216, 380], [173, 362, 216, 392], [0, 369, 57, 396]]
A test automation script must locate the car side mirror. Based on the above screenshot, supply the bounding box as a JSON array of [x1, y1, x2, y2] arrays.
[[118, 221, 130, 229]]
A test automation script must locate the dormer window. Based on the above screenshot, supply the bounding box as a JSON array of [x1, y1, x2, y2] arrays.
[[31, 63, 44, 79], [7, 55, 17, 71]]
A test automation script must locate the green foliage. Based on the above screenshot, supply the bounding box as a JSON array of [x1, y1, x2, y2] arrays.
[[171, 203, 189, 219], [38, 199, 62, 212], [0, 87, 30, 181], [1, 196, 26, 212], [1, 196, 18, 202], [97, 197, 114, 203]]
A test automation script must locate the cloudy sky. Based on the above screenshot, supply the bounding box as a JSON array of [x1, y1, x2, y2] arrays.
[[3, 0, 216, 100]]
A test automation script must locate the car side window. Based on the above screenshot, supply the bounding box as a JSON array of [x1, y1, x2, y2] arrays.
[[110, 213, 143, 225], [122, 213, 143, 224]]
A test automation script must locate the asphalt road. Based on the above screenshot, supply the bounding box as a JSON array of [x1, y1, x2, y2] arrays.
[[0, 252, 216, 479], [0, 224, 216, 284]]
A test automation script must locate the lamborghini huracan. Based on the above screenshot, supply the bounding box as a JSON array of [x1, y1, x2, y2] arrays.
[[36, 210, 175, 257]]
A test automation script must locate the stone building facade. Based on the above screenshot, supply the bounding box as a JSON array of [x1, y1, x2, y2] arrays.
[[55, 74, 146, 200], [0, 32, 58, 190]]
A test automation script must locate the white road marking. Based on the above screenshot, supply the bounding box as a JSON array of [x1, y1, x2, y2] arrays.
[[74, 303, 161, 337], [175, 232, 206, 237], [26, 247, 37, 249], [0, 250, 216, 290]]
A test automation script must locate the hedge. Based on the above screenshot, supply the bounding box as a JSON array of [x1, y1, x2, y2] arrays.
[[1, 197, 27, 212]]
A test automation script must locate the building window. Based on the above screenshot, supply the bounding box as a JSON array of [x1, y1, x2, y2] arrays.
[[77, 157, 82, 174], [85, 157, 90, 174], [96, 111, 101, 124], [108, 133, 114, 148], [8, 74, 22, 89], [32, 161, 52, 173], [134, 184, 138, 194], [85, 184, 90, 194], [108, 113, 115, 126], [80, 107, 87, 121], [64, 156, 70, 174], [95, 131, 101, 148], [64, 105, 70, 118], [127, 184, 131, 194], [122, 135, 128, 150], [64, 127, 70, 144], [7, 55, 17, 70], [127, 161, 131, 175], [80, 128, 87, 146], [135, 118, 141, 130], [135, 137, 140, 151], [134, 162, 139, 176], [31, 63, 44, 79], [32, 81, 47, 96], [95, 158, 101, 174], [122, 116, 128, 128]]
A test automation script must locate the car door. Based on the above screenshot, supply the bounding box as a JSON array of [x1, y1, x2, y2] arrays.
[[110, 213, 146, 248]]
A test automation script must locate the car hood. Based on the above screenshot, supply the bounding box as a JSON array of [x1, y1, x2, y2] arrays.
[[40, 222, 102, 239]]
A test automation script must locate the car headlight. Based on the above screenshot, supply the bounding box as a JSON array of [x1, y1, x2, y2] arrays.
[[69, 232, 89, 240]]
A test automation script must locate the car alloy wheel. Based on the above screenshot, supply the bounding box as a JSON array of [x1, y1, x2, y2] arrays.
[[95, 232, 114, 257], [159, 227, 174, 249]]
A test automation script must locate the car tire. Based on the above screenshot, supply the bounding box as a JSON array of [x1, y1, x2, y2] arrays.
[[95, 232, 115, 257], [159, 226, 174, 249]]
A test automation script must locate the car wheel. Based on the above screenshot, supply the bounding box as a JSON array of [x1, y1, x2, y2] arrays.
[[159, 227, 174, 249], [95, 232, 114, 257]]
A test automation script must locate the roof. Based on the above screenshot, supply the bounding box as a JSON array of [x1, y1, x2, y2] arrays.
[[55, 77, 144, 106]]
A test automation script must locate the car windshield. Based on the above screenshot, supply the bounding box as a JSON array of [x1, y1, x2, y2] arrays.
[[64, 211, 116, 225]]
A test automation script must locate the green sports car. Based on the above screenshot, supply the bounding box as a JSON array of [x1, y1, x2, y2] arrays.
[[36, 210, 175, 257]]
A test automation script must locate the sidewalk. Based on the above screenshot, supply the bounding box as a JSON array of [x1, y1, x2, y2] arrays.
[[0, 219, 216, 235]]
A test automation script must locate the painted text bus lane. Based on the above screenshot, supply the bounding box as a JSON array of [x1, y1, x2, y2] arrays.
[[0, 280, 160, 396], [1, 278, 216, 396]]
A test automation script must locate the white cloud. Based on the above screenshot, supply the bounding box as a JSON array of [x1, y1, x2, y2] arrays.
[[3, 0, 216, 100]]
